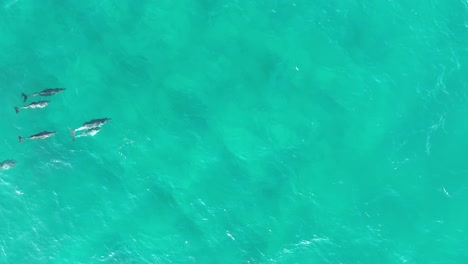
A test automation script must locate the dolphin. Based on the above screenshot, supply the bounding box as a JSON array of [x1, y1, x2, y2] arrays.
[[0, 160, 17, 170], [21, 88, 65, 102], [19, 131, 57, 143], [14, 101, 50, 114], [69, 127, 101, 141], [73, 118, 111, 132]]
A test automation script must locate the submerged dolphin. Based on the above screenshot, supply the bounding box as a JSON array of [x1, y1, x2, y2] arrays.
[[73, 118, 111, 132], [19, 131, 57, 143], [14, 101, 50, 114], [69, 127, 101, 141], [21, 88, 65, 102], [0, 160, 17, 170]]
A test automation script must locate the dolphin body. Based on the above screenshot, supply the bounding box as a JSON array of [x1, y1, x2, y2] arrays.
[[19, 131, 57, 143], [21, 88, 66, 102], [0, 160, 17, 170], [14, 101, 50, 114], [69, 127, 101, 141], [73, 118, 111, 132]]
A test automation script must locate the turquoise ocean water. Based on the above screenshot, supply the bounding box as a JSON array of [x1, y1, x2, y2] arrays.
[[0, 0, 467, 263]]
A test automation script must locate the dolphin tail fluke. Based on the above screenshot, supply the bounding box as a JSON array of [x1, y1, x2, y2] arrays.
[[14, 107, 19, 114], [21, 93, 27, 102], [18, 136, 23, 143], [69, 128, 76, 142]]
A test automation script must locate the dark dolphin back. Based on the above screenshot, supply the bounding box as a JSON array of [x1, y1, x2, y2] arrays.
[[33, 131, 56, 137], [84, 118, 111, 125]]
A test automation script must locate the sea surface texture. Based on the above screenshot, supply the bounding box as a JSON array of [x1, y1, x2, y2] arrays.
[[0, 0, 467, 263]]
